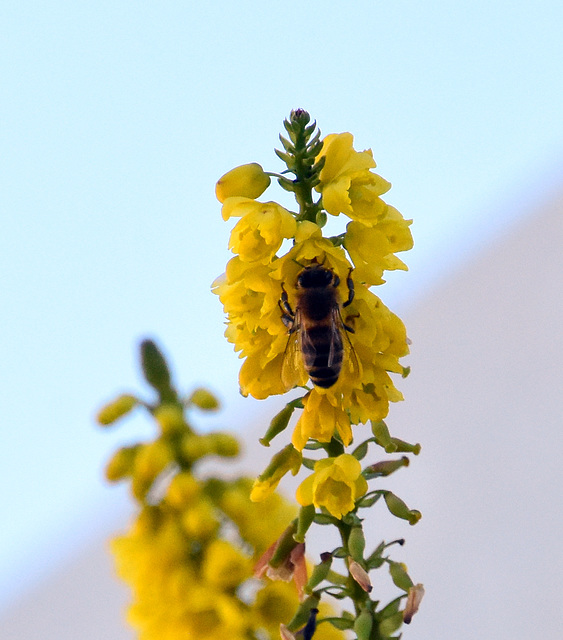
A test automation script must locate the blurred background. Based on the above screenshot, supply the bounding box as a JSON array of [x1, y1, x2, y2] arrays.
[[1, 1, 562, 638]]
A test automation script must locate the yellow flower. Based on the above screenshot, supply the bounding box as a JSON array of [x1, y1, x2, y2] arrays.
[[291, 390, 352, 451], [345, 212, 413, 286], [317, 132, 392, 226], [296, 454, 368, 519], [225, 198, 297, 263], [215, 162, 271, 203], [202, 539, 252, 590]]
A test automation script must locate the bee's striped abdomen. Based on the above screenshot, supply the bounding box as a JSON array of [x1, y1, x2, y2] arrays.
[[302, 326, 343, 388]]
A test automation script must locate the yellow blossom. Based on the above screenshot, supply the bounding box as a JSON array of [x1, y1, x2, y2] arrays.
[[345, 213, 413, 286], [216, 162, 271, 203], [202, 539, 253, 590], [291, 390, 352, 451], [225, 198, 297, 263], [296, 454, 368, 519], [316, 132, 392, 226]]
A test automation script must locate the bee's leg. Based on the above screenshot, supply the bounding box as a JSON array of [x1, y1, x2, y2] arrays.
[[342, 268, 355, 308], [279, 283, 295, 330], [342, 320, 355, 333]]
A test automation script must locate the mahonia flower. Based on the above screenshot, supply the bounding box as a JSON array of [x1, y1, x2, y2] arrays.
[[296, 454, 368, 519], [316, 132, 391, 225], [216, 163, 271, 203], [223, 198, 297, 264]]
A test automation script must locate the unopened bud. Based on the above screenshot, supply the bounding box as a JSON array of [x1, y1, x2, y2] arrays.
[[208, 432, 240, 457], [383, 491, 422, 525], [260, 403, 295, 447], [96, 394, 138, 426], [154, 404, 185, 435], [188, 388, 219, 410], [105, 444, 140, 481], [363, 457, 409, 479], [140, 339, 174, 400], [216, 163, 271, 204], [166, 471, 200, 508]]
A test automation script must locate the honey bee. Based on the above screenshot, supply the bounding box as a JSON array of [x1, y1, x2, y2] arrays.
[[280, 263, 358, 389]]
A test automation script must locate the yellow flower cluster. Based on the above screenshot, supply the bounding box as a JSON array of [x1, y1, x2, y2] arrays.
[[112, 477, 306, 640], [214, 132, 413, 454], [99, 339, 345, 640]]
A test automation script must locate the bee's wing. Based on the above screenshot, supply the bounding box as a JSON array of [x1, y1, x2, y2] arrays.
[[333, 307, 361, 381], [281, 310, 309, 390]]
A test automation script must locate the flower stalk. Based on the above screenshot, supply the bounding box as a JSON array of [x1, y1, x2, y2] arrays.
[[214, 109, 423, 638]]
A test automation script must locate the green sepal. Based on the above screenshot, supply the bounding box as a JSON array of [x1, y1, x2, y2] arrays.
[[286, 593, 320, 632], [355, 491, 383, 509], [259, 403, 295, 447], [402, 365, 411, 378], [313, 513, 339, 526], [279, 134, 296, 154], [363, 456, 409, 479], [269, 520, 299, 568], [388, 560, 414, 592], [354, 607, 374, 640], [278, 176, 297, 192], [315, 210, 327, 227], [319, 617, 354, 631], [301, 457, 317, 470], [378, 611, 404, 637], [347, 526, 366, 563], [383, 491, 422, 525], [352, 440, 369, 461], [305, 553, 332, 591], [294, 504, 316, 543]]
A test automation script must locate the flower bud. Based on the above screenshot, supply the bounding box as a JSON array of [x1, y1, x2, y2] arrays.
[[250, 445, 302, 502], [180, 434, 212, 463], [105, 444, 140, 481], [153, 403, 186, 435], [215, 163, 270, 203], [383, 491, 422, 525], [260, 403, 295, 447], [140, 339, 174, 400], [208, 432, 240, 457], [188, 387, 219, 410], [363, 456, 409, 479], [96, 394, 138, 426], [166, 471, 200, 508], [134, 440, 172, 482]]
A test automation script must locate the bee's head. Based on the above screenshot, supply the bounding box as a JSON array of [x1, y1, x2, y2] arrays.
[[297, 264, 335, 289]]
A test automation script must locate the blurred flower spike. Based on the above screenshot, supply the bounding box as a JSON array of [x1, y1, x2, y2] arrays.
[[213, 110, 423, 638], [98, 340, 344, 640]]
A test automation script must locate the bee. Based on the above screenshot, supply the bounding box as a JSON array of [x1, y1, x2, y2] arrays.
[[280, 263, 358, 389]]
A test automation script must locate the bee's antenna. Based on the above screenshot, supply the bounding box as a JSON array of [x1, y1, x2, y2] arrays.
[[292, 258, 307, 268]]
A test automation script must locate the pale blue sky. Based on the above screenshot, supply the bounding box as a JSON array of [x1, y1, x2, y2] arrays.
[[1, 0, 562, 611]]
